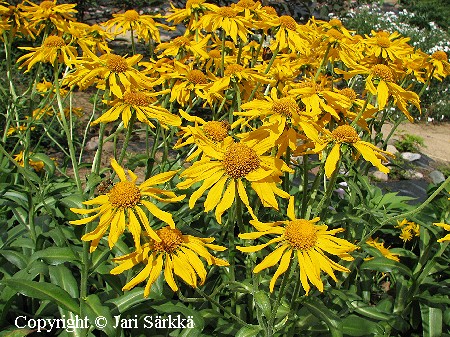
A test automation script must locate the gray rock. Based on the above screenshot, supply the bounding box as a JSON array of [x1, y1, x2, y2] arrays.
[[429, 170, 446, 184], [85, 137, 99, 151], [405, 170, 424, 180], [401, 152, 421, 162], [371, 170, 389, 181], [386, 144, 398, 155]]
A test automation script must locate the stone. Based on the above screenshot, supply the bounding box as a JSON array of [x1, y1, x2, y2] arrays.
[[401, 152, 421, 162], [386, 144, 398, 155], [405, 170, 424, 180], [85, 137, 99, 151], [370, 170, 388, 181], [429, 170, 446, 184]]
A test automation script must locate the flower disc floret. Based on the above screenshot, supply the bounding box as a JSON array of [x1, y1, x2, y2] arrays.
[[371, 64, 394, 82], [123, 9, 140, 21], [209, 50, 221, 58], [332, 125, 360, 143], [237, 0, 256, 8], [339, 88, 357, 101], [187, 69, 208, 84], [279, 15, 297, 30], [376, 36, 391, 48], [108, 181, 141, 208], [284, 219, 318, 250], [43, 36, 66, 48], [203, 121, 230, 141], [106, 54, 128, 73], [223, 143, 260, 179], [40, 1, 54, 9], [224, 64, 244, 76], [329, 18, 342, 27], [123, 92, 149, 106], [432, 50, 447, 61], [262, 6, 277, 15], [152, 227, 183, 253], [272, 98, 298, 117], [217, 7, 237, 18]]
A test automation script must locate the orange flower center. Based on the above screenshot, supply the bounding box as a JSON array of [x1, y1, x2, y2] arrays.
[[106, 54, 128, 73], [432, 50, 447, 61], [209, 50, 221, 58], [329, 18, 342, 27], [339, 88, 357, 101], [332, 125, 360, 143], [43, 36, 66, 48], [173, 36, 190, 47], [262, 6, 277, 16], [217, 7, 237, 18], [328, 28, 343, 40], [40, 1, 55, 9], [123, 92, 149, 106], [223, 143, 260, 179], [123, 10, 140, 21], [109, 181, 141, 208], [203, 121, 230, 142], [237, 0, 256, 8], [371, 64, 394, 82], [152, 226, 183, 253], [279, 15, 297, 30], [186, 0, 204, 8], [187, 69, 208, 84], [284, 219, 318, 250], [272, 98, 299, 117], [224, 64, 244, 76], [376, 36, 391, 48]]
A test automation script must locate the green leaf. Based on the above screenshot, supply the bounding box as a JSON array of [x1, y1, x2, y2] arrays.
[[361, 257, 412, 277], [342, 315, 385, 336], [0, 250, 28, 269], [0, 328, 34, 337], [49, 265, 79, 298], [81, 294, 117, 337], [420, 304, 442, 337], [31, 247, 79, 265], [30, 153, 55, 175], [254, 290, 271, 318], [107, 288, 150, 314], [235, 325, 263, 337], [152, 301, 205, 332], [303, 297, 343, 337], [1, 279, 80, 315]]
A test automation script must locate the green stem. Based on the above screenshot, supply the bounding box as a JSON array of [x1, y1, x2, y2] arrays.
[[300, 155, 309, 218], [195, 288, 252, 328], [221, 30, 226, 77], [315, 159, 340, 218], [267, 259, 293, 337], [350, 92, 372, 127], [130, 28, 136, 56], [314, 43, 332, 82], [117, 113, 137, 165], [248, 46, 279, 101]]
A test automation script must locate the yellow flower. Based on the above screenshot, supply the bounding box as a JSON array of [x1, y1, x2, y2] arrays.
[[155, 34, 210, 59], [396, 219, 419, 242], [110, 226, 229, 297], [238, 197, 356, 294], [70, 159, 184, 252], [17, 35, 77, 72], [64, 52, 152, 98], [91, 90, 181, 129], [434, 223, 450, 242], [64, 21, 112, 55], [19, 0, 77, 32], [365, 237, 400, 262], [268, 15, 308, 52], [312, 125, 394, 178], [174, 109, 232, 161], [103, 9, 172, 43], [428, 50, 450, 81], [13, 151, 44, 172], [177, 136, 292, 223], [194, 6, 252, 44], [363, 30, 412, 61], [335, 58, 421, 122], [166, 0, 218, 27]]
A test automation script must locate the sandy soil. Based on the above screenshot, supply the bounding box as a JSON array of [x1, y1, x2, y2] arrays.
[[382, 122, 450, 163]]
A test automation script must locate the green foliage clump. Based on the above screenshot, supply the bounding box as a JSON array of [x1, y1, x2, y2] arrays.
[[395, 133, 426, 153]]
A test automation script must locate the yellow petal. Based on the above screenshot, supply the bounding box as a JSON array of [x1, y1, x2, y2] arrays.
[[253, 244, 288, 273], [111, 158, 127, 182], [141, 200, 175, 228], [214, 180, 235, 224], [269, 249, 292, 292], [325, 143, 341, 178]]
